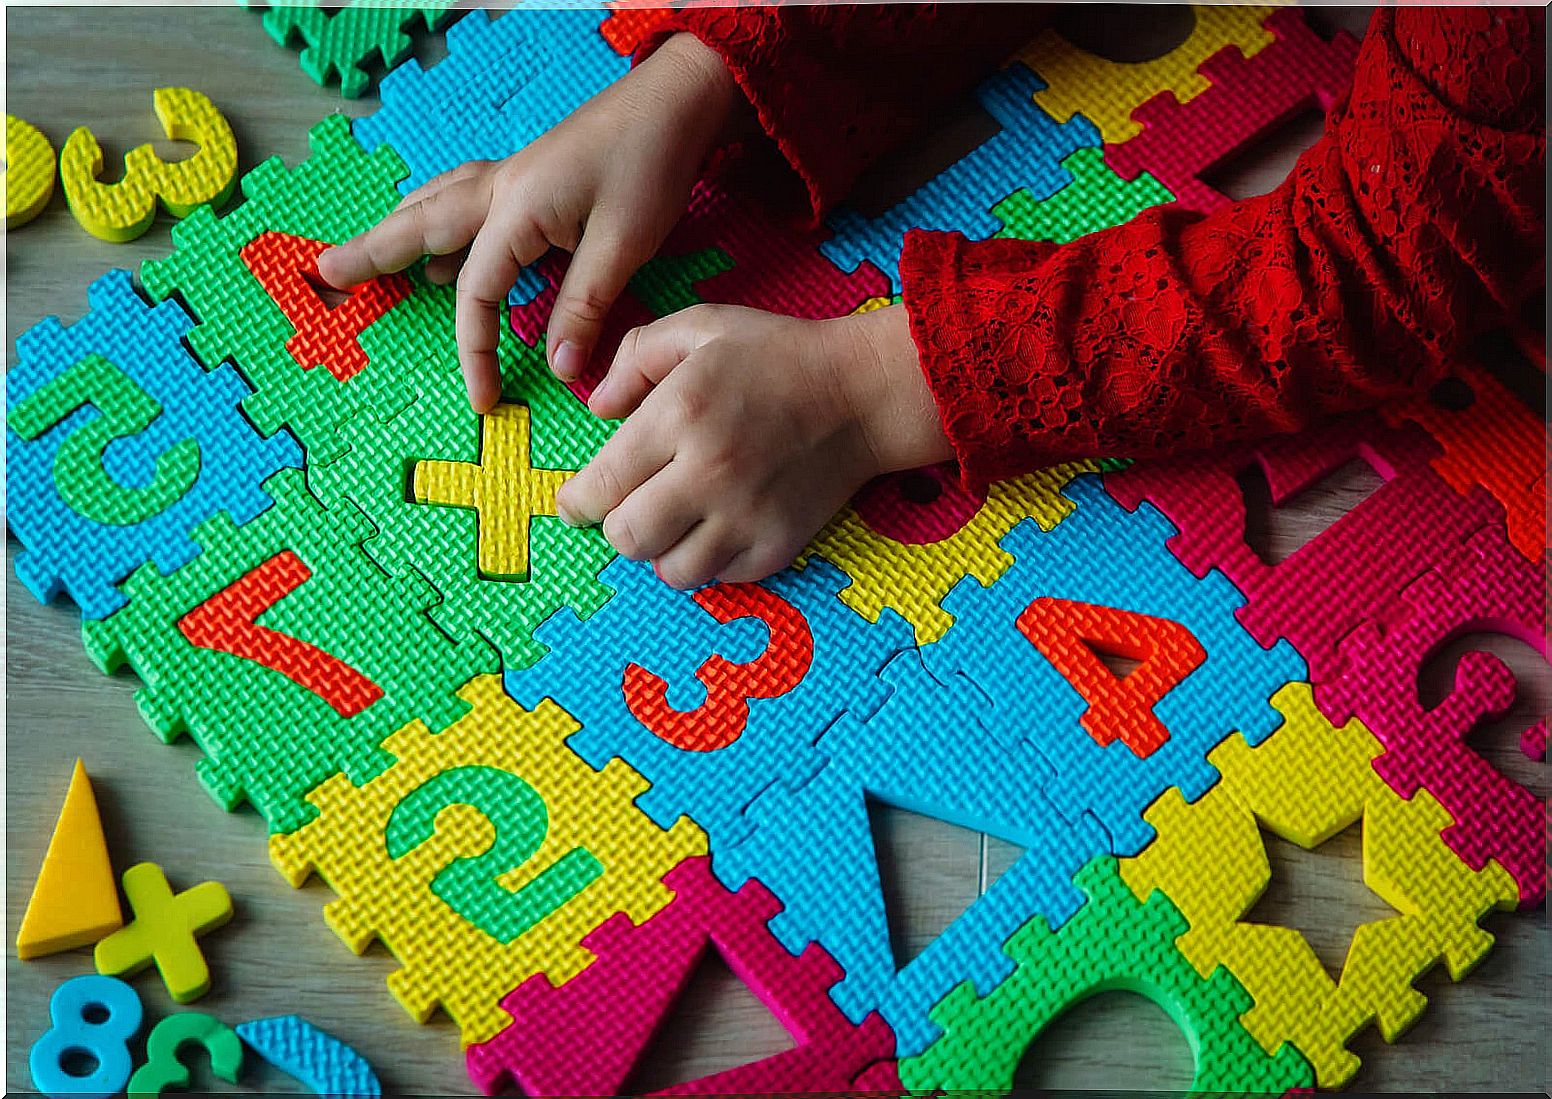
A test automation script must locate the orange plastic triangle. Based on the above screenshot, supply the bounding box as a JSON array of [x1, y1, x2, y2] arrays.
[[17, 759, 123, 959]]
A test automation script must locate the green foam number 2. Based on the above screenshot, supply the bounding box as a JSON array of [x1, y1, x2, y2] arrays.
[[10, 353, 198, 525], [384, 766, 602, 943]]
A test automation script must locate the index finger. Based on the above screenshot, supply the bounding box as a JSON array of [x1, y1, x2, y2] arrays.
[[318, 174, 491, 289]]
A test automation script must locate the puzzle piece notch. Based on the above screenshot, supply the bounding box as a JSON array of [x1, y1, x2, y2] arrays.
[[17, 759, 124, 960], [1119, 682, 1521, 1087], [269, 674, 706, 1045], [235, 1015, 382, 1098], [8, 267, 301, 620], [465, 856, 895, 1095], [255, 1, 459, 97], [94, 862, 233, 1004], [6, 113, 55, 228], [1105, 8, 1360, 212], [899, 856, 1313, 1094]]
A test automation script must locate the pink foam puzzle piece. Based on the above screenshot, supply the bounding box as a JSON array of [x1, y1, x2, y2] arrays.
[[1106, 7, 1359, 213], [1321, 522, 1548, 906], [1106, 413, 1505, 691], [464, 856, 896, 1096]]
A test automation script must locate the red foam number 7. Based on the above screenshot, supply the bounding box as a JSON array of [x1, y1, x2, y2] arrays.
[[177, 551, 384, 717]]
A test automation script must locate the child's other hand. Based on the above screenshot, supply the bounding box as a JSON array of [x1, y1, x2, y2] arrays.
[[556, 303, 952, 588], [316, 33, 740, 412]]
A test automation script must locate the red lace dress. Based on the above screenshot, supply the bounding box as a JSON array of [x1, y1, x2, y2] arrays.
[[642, 5, 1546, 489]]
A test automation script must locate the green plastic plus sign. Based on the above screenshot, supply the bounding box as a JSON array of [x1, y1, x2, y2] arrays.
[[94, 862, 233, 1003]]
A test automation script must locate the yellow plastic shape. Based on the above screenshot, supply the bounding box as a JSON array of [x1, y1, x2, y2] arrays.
[[6, 114, 56, 228], [413, 403, 571, 580], [94, 862, 234, 1003], [1024, 5, 1285, 143], [59, 87, 237, 243], [1119, 683, 1519, 1087], [269, 675, 707, 1045], [17, 759, 123, 960]]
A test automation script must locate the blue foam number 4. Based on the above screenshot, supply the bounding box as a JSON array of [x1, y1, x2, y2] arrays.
[[384, 766, 602, 943], [30, 974, 144, 1099]]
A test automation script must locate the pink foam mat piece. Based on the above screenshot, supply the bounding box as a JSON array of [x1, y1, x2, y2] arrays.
[[1105, 413, 1506, 690], [464, 856, 896, 1095], [1106, 7, 1359, 212], [1321, 522, 1548, 906], [850, 463, 985, 545]]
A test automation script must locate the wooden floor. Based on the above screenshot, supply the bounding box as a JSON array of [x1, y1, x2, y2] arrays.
[[6, 6, 1546, 1094]]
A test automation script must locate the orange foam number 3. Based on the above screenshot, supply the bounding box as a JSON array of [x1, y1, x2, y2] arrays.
[[1015, 597, 1205, 759], [239, 231, 411, 381], [178, 550, 384, 717], [623, 585, 814, 752]]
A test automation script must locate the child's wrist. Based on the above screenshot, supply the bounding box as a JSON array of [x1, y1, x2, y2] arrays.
[[830, 304, 954, 476], [646, 33, 743, 153]]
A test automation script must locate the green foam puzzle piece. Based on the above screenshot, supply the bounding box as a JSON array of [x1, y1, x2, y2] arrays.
[[993, 146, 1174, 243], [899, 857, 1315, 1095], [256, 2, 458, 98]]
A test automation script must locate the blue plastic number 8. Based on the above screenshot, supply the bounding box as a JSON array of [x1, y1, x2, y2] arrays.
[[30, 974, 144, 1099]]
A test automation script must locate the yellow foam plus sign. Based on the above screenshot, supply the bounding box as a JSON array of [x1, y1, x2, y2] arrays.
[[94, 862, 233, 1003], [413, 404, 571, 579]]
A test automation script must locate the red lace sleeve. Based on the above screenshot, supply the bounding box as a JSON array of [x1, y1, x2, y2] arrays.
[[899, 7, 1546, 490], [636, 3, 1051, 225]]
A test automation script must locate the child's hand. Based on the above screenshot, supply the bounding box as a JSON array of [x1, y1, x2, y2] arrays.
[[556, 303, 952, 588], [316, 33, 741, 411]]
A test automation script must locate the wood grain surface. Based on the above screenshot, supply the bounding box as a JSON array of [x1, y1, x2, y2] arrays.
[[6, 5, 1546, 1094]]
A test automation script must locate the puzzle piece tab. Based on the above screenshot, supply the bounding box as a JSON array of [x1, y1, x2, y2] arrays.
[[254, 1, 458, 98]]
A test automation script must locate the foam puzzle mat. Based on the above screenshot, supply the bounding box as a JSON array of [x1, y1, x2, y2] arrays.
[[7, 4, 1547, 1092]]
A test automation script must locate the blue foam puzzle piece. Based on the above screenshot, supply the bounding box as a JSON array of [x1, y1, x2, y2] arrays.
[[505, 555, 913, 848], [353, 8, 628, 194], [236, 1015, 380, 1097], [925, 474, 1308, 855], [721, 647, 1106, 1057], [821, 63, 1101, 289], [6, 269, 302, 619]]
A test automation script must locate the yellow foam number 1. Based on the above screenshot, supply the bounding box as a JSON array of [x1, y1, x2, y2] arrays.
[[60, 88, 237, 242], [6, 114, 56, 229]]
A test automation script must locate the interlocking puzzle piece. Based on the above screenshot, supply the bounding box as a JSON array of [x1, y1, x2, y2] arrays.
[[725, 648, 1107, 1056], [1107, 414, 1506, 691], [1120, 683, 1520, 1087], [821, 63, 1101, 289], [1382, 362, 1547, 563], [412, 403, 571, 580], [269, 675, 706, 1045], [598, 3, 675, 55], [128, 1011, 243, 1098], [59, 88, 237, 243], [1024, 4, 1283, 144], [140, 114, 411, 460], [253, 1, 458, 98], [925, 474, 1305, 854], [8, 268, 300, 619], [899, 857, 1313, 1094], [1105, 9, 1359, 213], [991, 146, 1173, 240], [800, 460, 1108, 644], [466, 857, 896, 1095], [236, 1015, 381, 1098], [506, 556, 913, 850], [6, 113, 55, 228], [94, 862, 233, 1004], [353, 8, 628, 192], [17, 759, 123, 960], [82, 467, 497, 833], [31, 975, 144, 1099], [1322, 523, 1547, 906]]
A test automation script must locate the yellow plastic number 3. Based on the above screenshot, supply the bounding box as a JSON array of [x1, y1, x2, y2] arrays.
[[60, 88, 236, 242]]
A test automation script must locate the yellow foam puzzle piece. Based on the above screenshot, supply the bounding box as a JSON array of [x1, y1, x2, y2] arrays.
[[17, 759, 123, 960], [94, 862, 233, 1003], [413, 403, 572, 579], [59, 87, 237, 243], [5, 114, 56, 229], [1119, 683, 1520, 1088], [269, 675, 707, 1046], [1024, 5, 1285, 144], [800, 461, 1105, 643]]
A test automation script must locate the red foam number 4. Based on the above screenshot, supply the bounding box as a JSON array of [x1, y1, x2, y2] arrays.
[[178, 550, 384, 717], [622, 585, 814, 752], [239, 231, 410, 381], [1016, 598, 1204, 758]]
